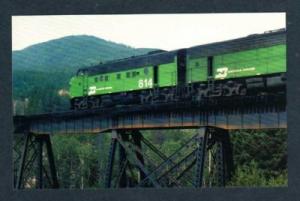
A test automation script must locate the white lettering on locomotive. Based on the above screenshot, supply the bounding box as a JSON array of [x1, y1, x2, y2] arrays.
[[138, 79, 153, 88]]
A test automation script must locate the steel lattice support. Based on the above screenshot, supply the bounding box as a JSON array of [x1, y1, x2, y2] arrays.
[[104, 127, 233, 188], [16, 133, 59, 189], [104, 135, 117, 188], [194, 128, 208, 187], [118, 132, 129, 187], [131, 131, 146, 182], [194, 127, 234, 187], [104, 130, 159, 188]]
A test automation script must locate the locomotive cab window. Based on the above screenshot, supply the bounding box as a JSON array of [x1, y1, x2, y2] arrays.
[[126, 72, 131, 78], [116, 73, 121, 80], [105, 75, 109, 81], [94, 77, 98, 82]]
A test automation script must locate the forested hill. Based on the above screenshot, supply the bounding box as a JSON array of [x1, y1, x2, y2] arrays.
[[12, 35, 156, 73]]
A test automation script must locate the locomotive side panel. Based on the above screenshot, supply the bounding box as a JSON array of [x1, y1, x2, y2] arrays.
[[69, 76, 85, 98], [265, 44, 286, 74], [86, 66, 154, 96], [186, 56, 208, 83], [157, 61, 177, 87], [213, 44, 286, 80]]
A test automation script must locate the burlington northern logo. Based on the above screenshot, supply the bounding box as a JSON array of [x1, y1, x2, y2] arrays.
[[88, 86, 113, 95], [215, 67, 256, 79], [215, 67, 229, 79]]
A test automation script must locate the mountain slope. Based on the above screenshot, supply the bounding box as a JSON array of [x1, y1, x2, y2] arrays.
[[12, 35, 157, 73]]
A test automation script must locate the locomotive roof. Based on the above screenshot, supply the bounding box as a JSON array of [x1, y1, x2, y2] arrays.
[[83, 50, 178, 75], [187, 28, 286, 58], [78, 28, 286, 75]]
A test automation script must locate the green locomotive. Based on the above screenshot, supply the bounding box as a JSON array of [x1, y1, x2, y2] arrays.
[[69, 29, 286, 110]]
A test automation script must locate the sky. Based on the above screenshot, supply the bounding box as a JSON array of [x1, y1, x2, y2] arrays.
[[12, 13, 286, 51]]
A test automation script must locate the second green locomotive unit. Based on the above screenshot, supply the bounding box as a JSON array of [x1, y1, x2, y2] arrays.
[[69, 29, 286, 110]]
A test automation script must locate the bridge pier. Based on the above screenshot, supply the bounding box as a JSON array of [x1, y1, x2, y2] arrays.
[[104, 130, 155, 188], [16, 132, 59, 189], [104, 126, 234, 188], [194, 127, 233, 187]]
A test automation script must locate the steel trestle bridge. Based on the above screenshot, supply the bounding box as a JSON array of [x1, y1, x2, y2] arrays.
[[13, 93, 286, 189]]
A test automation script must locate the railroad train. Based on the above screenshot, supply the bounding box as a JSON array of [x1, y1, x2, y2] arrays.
[[69, 29, 286, 110]]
